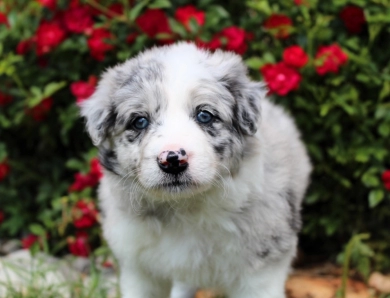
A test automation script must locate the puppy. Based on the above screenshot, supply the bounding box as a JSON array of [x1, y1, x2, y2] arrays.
[[81, 43, 311, 298]]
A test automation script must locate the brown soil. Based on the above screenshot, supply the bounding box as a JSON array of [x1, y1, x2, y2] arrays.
[[195, 263, 377, 298]]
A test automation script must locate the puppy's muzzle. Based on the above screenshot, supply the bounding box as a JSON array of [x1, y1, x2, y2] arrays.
[[157, 148, 188, 174]]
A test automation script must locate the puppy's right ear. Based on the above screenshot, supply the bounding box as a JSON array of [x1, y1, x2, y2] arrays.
[[80, 70, 117, 146]]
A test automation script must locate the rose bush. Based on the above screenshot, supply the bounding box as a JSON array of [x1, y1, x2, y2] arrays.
[[0, 0, 389, 270], [282, 45, 309, 69]]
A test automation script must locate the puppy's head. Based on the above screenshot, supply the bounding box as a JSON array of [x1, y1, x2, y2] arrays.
[[81, 43, 265, 199]]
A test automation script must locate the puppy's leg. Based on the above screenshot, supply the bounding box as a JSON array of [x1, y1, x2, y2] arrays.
[[170, 281, 197, 298], [120, 263, 170, 298], [227, 253, 292, 298]]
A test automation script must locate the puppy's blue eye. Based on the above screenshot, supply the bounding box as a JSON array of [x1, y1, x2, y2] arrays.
[[196, 111, 213, 124], [133, 117, 149, 130]]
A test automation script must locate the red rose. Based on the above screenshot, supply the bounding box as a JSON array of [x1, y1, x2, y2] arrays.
[[108, 3, 124, 16], [0, 210, 4, 224], [102, 260, 113, 268], [91, 2, 123, 17], [69, 173, 98, 192], [67, 231, 90, 257], [71, 75, 97, 105], [89, 158, 103, 180], [126, 32, 138, 44], [264, 14, 293, 39], [136, 9, 172, 38], [0, 93, 12, 106], [16, 37, 36, 55], [294, 0, 308, 5], [38, 57, 49, 68], [246, 32, 255, 41], [72, 200, 98, 228], [0, 12, 9, 28], [197, 26, 249, 55], [196, 36, 221, 51], [0, 160, 10, 181], [340, 5, 366, 34], [175, 5, 205, 30], [63, 6, 93, 34], [69, 0, 80, 8], [283, 45, 309, 68], [87, 28, 114, 61], [382, 170, 390, 191], [22, 234, 39, 249], [260, 62, 302, 96], [315, 44, 348, 75], [51, 10, 65, 27], [37, 0, 57, 11], [26, 97, 53, 122], [69, 158, 102, 192], [36, 21, 66, 55], [221, 26, 248, 55]]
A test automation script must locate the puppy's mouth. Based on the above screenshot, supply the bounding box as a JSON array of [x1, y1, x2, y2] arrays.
[[161, 180, 189, 187], [153, 174, 195, 193]]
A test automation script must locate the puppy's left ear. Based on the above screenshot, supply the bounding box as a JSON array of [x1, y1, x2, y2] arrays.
[[232, 80, 265, 136], [210, 51, 266, 136], [80, 69, 118, 146]]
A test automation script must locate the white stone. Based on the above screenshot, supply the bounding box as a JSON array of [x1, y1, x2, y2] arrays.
[[0, 250, 71, 297], [0, 249, 120, 297]]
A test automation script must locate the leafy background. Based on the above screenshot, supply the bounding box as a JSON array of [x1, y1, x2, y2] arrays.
[[0, 0, 389, 274]]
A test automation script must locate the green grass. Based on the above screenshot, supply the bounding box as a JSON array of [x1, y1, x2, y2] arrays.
[[0, 255, 120, 298]]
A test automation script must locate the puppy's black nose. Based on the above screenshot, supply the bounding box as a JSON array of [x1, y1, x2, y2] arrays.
[[157, 149, 188, 174]]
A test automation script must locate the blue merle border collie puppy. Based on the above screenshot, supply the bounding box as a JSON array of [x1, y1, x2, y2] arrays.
[[81, 42, 311, 298]]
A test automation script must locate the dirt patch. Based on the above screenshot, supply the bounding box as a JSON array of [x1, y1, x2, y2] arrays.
[[195, 263, 375, 298]]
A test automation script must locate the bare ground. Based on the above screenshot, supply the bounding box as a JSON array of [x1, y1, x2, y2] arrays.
[[195, 263, 383, 298]]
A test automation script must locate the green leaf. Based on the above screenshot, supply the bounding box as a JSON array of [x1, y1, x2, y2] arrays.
[[345, 37, 360, 51], [246, 0, 271, 14], [357, 242, 374, 258], [378, 122, 390, 137], [375, 106, 390, 120], [129, 1, 148, 22], [0, 114, 11, 128], [262, 52, 275, 64], [362, 171, 379, 186], [0, 53, 22, 76], [29, 223, 46, 236], [30, 86, 41, 97], [305, 193, 320, 205], [168, 18, 187, 36], [0, 143, 7, 161], [198, 0, 214, 8], [29, 241, 40, 256], [355, 152, 370, 163], [188, 18, 200, 33], [27, 96, 44, 107], [320, 103, 332, 117], [66, 158, 85, 170], [27, 86, 44, 107], [210, 5, 229, 18], [356, 73, 370, 83], [356, 257, 371, 278], [148, 0, 171, 9], [368, 189, 384, 208], [155, 33, 173, 40], [42, 81, 66, 98], [245, 57, 263, 70], [368, 24, 383, 43], [93, 246, 110, 256], [330, 76, 345, 86], [379, 81, 390, 100]]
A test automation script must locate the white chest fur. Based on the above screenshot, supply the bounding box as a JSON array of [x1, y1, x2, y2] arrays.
[[103, 194, 252, 289]]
